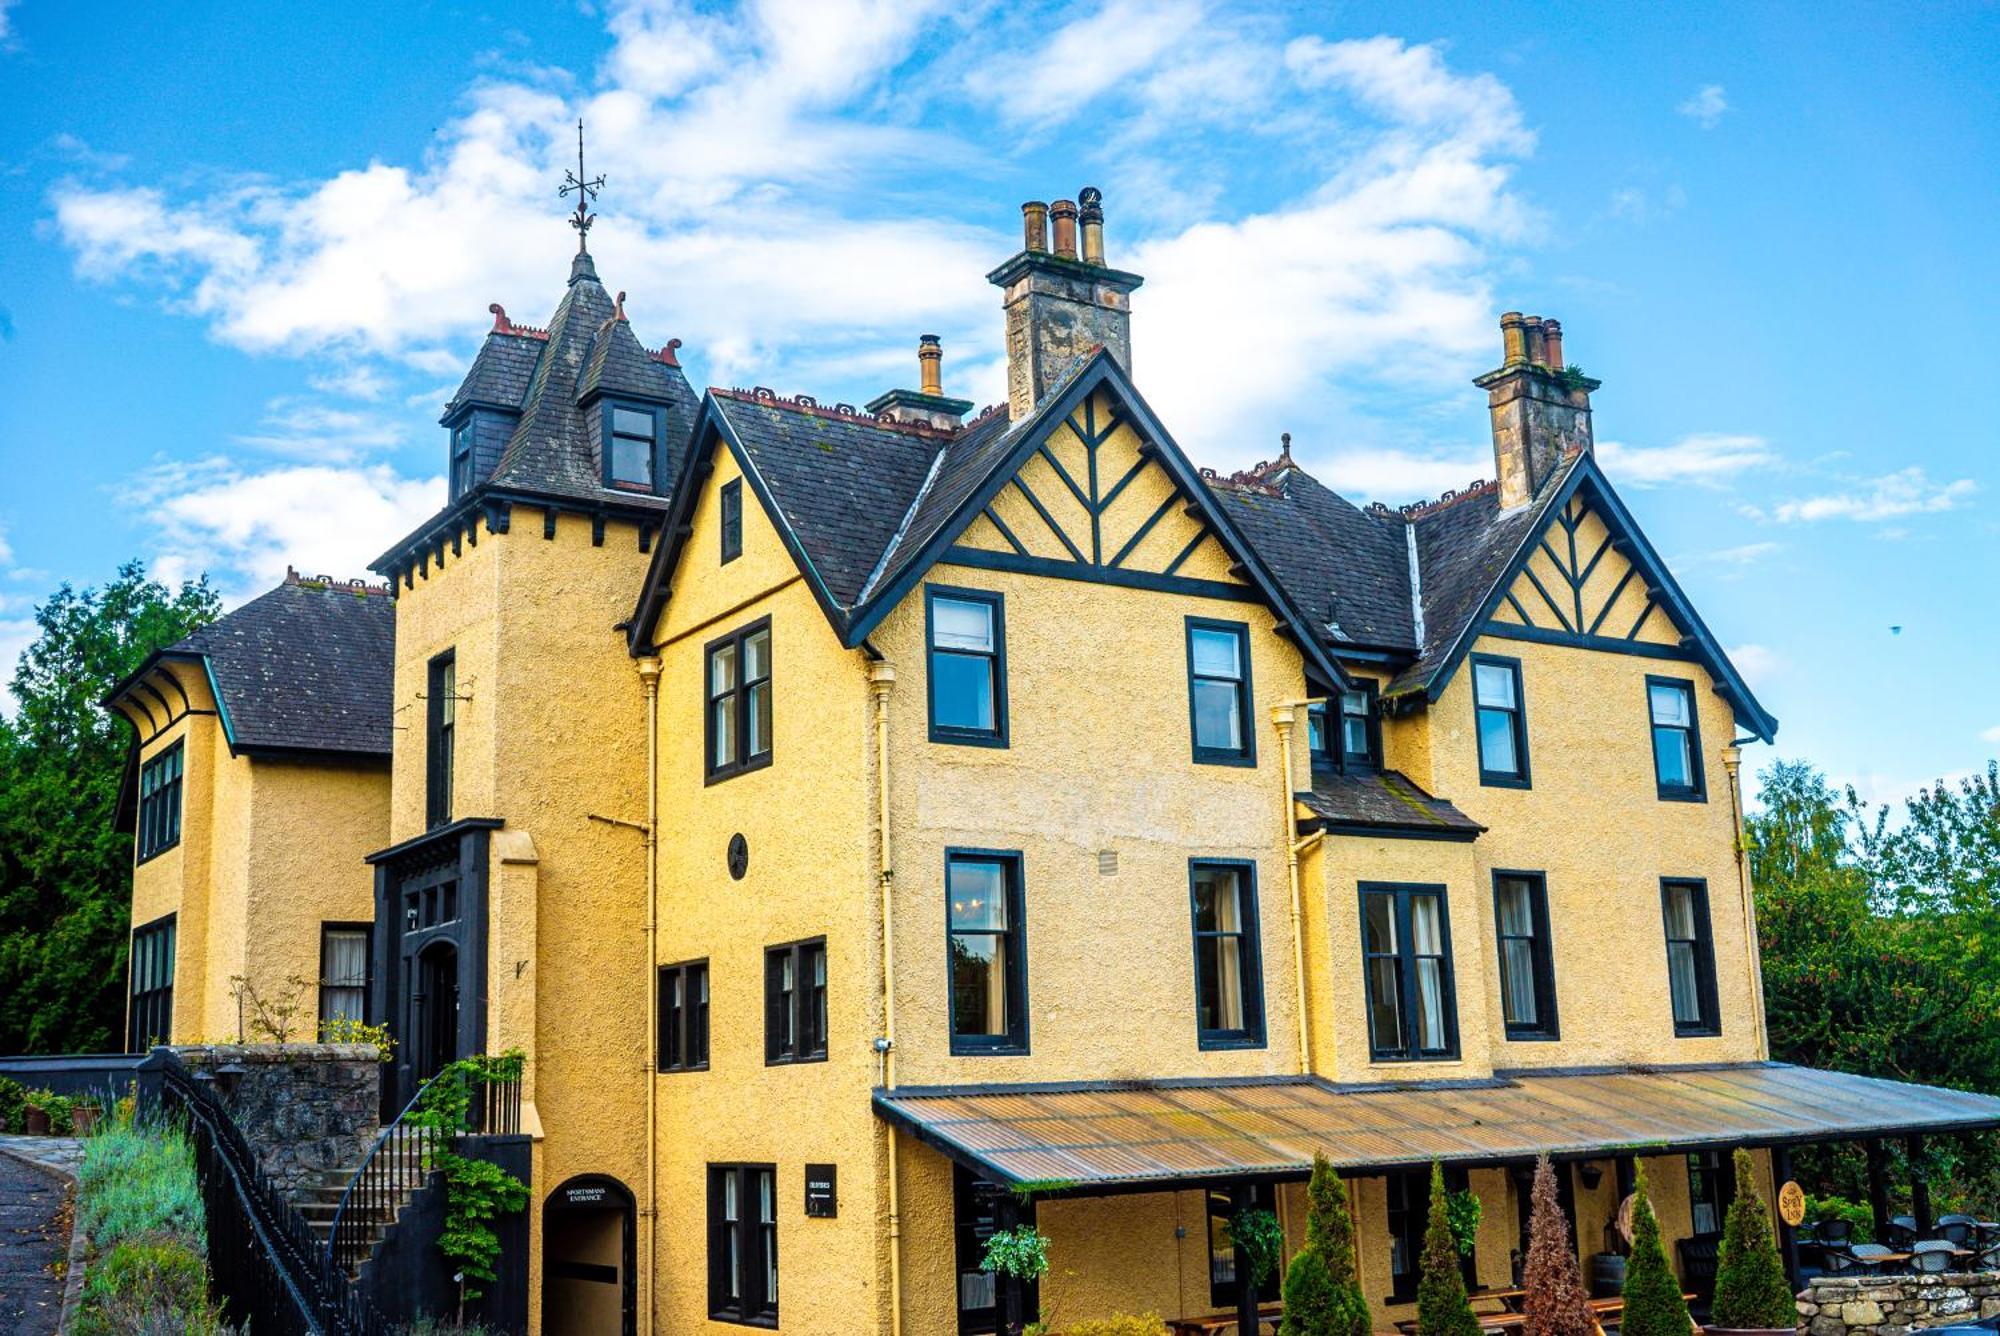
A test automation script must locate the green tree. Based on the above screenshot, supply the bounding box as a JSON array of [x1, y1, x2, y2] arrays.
[[0, 562, 217, 1053], [1282, 1154, 1370, 1336], [1417, 1162, 1480, 1336], [1620, 1164, 1692, 1336], [1711, 1148, 1795, 1330]]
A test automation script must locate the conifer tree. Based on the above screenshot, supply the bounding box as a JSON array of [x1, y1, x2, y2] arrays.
[[1283, 1154, 1371, 1336], [1620, 1164, 1693, 1336], [1417, 1162, 1482, 1336], [1522, 1155, 1595, 1336], [1711, 1149, 1796, 1330]]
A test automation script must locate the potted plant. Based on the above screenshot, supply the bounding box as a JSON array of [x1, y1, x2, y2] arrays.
[[1281, 1152, 1370, 1336], [1418, 1162, 1483, 1336], [22, 1089, 70, 1136], [1621, 1164, 1695, 1336], [1707, 1148, 1798, 1336], [982, 1223, 1052, 1336], [1523, 1154, 1596, 1336], [70, 1097, 103, 1136]]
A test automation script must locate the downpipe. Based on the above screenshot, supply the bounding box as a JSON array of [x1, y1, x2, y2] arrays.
[[870, 661, 904, 1336], [1272, 699, 1325, 1077], [638, 655, 662, 1336], [1722, 744, 1769, 1059]]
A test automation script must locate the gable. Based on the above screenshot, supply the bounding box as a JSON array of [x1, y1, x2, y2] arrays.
[[644, 430, 805, 646], [954, 388, 1250, 589], [1443, 459, 1777, 741]]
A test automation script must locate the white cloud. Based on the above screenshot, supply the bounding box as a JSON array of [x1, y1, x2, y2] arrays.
[[1844, 768, 1975, 814], [1726, 642, 1785, 689], [1678, 84, 1728, 129], [232, 398, 410, 462], [1981, 724, 2000, 744], [49, 2, 1542, 486], [0, 0, 16, 44], [1596, 432, 1775, 487], [122, 457, 443, 596], [1772, 467, 1977, 522], [1309, 445, 1492, 506], [0, 523, 13, 568], [1703, 541, 1780, 567]]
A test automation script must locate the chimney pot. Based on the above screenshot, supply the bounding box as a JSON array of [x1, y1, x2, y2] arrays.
[[1500, 312, 1527, 367], [918, 334, 943, 397], [1022, 202, 1049, 254], [1050, 199, 1079, 260], [1523, 315, 1547, 368], [1543, 318, 1565, 370], [1079, 186, 1105, 265]]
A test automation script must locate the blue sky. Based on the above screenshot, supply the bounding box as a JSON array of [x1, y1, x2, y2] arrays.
[[0, 0, 1994, 807]]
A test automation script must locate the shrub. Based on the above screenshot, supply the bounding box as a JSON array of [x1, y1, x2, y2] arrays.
[[1712, 1148, 1797, 1330], [1621, 1164, 1693, 1336], [76, 1120, 204, 1248], [25, 1087, 74, 1134], [69, 1232, 225, 1336], [1063, 1316, 1172, 1336], [1417, 1162, 1481, 1336], [0, 1075, 23, 1133], [1804, 1194, 1873, 1245], [1229, 1205, 1285, 1288], [1282, 1154, 1371, 1336], [1522, 1154, 1594, 1336]]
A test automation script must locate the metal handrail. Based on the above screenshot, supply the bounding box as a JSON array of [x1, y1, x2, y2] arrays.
[[324, 1062, 524, 1273]]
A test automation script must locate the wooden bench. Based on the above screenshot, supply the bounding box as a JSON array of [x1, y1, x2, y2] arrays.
[[1166, 1304, 1282, 1335]]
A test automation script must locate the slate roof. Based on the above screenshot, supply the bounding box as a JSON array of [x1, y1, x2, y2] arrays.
[[710, 391, 1002, 610], [121, 578, 397, 758], [1296, 769, 1483, 838], [444, 330, 542, 416]]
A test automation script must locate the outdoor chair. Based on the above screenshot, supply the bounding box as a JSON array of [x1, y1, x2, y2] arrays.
[[1890, 1217, 1921, 1249], [1974, 1241, 2000, 1271], [1852, 1244, 1898, 1274], [1678, 1235, 1722, 1297], [1938, 1216, 1979, 1247], [1818, 1246, 1870, 1276], [1816, 1218, 1854, 1245], [1910, 1242, 1956, 1274]]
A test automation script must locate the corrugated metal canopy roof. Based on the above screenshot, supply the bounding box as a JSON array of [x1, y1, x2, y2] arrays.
[[874, 1064, 2000, 1192]]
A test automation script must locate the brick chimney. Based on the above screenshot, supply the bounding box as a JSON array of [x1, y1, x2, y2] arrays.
[[1474, 311, 1600, 510], [988, 186, 1143, 420], [866, 334, 975, 430]]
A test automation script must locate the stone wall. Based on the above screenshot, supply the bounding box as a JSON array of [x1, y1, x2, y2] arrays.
[[1800, 1273, 2000, 1336], [174, 1044, 380, 1201]]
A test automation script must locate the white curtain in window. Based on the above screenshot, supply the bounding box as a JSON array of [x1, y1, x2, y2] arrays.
[[1496, 882, 1537, 1025], [1214, 877, 1243, 1030], [1665, 888, 1701, 1022], [1411, 896, 1446, 1051]]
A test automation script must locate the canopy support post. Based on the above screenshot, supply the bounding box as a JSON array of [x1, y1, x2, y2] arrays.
[[1232, 1181, 1260, 1336], [1771, 1145, 1800, 1289], [997, 1194, 1027, 1336], [1907, 1135, 1933, 1234], [1865, 1140, 1891, 1241]]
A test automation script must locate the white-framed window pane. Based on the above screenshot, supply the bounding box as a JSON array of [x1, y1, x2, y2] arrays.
[[1650, 683, 1690, 727], [948, 863, 1007, 930], [1478, 710, 1518, 773], [932, 598, 994, 652], [1193, 680, 1242, 750], [613, 407, 654, 437], [744, 628, 769, 681], [710, 643, 737, 694], [1191, 628, 1241, 678], [1474, 662, 1516, 708]]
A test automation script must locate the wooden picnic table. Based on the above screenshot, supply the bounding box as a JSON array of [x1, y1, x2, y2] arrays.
[[1166, 1303, 1282, 1335], [1396, 1292, 1698, 1336]]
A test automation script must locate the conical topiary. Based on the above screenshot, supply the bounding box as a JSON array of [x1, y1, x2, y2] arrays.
[[1621, 1164, 1693, 1336], [1282, 1154, 1372, 1336], [1522, 1154, 1595, 1336], [1418, 1162, 1483, 1336], [1711, 1149, 1796, 1330]]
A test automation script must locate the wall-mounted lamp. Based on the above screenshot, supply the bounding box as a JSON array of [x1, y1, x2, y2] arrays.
[[1577, 1160, 1605, 1191]]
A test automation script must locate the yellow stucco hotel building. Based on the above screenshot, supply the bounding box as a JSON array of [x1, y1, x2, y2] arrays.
[[103, 189, 2000, 1335]]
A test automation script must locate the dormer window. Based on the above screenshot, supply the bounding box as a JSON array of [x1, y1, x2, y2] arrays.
[[608, 403, 659, 491], [449, 421, 475, 500], [1339, 682, 1378, 769]]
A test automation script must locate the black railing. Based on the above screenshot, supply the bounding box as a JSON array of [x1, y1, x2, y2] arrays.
[[159, 1051, 390, 1336], [327, 1065, 523, 1275]]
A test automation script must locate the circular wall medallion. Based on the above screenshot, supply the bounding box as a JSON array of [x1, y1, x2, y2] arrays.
[[727, 833, 749, 881]]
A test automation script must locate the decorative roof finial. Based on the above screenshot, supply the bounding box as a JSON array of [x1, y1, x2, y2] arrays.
[[560, 118, 606, 252], [1278, 431, 1293, 467]]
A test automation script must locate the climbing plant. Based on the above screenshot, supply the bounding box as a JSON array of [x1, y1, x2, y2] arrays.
[[407, 1050, 530, 1301]]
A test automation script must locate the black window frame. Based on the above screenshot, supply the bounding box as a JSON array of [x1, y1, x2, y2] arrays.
[[1188, 859, 1266, 1050], [707, 1162, 778, 1326], [136, 739, 185, 864], [720, 477, 743, 564], [1660, 877, 1721, 1037], [1337, 679, 1380, 771], [954, 1167, 1037, 1332], [1185, 617, 1256, 767], [705, 618, 774, 784], [1208, 1182, 1282, 1309], [317, 922, 372, 1027], [764, 938, 827, 1066], [604, 399, 662, 493], [925, 585, 1009, 748], [449, 418, 475, 500], [425, 650, 456, 830], [1470, 652, 1531, 789], [945, 848, 1029, 1056], [1686, 1148, 1736, 1237], [128, 912, 176, 1051], [659, 958, 711, 1073], [1490, 870, 1558, 1042], [1359, 881, 1460, 1062], [1646, 674, 1706, 802]]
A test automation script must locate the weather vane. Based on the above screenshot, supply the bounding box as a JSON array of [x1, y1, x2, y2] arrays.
[[559, 119, 605, 251]]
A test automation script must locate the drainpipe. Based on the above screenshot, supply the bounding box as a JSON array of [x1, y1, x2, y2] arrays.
[[1272, 700, 1325, 1077], [637, 655, 662, 1336], [870, 661, 904, 1336], [1721, 745, 1769, 1059]]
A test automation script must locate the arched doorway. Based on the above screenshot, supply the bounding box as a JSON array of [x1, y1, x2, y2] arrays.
[[543, 1175, 636, 1336], [414, 941, 459, 1084]]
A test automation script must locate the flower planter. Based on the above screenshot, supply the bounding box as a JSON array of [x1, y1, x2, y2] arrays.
[[70, 1105, 101, 1136], [23, 1106, 50, 1136]]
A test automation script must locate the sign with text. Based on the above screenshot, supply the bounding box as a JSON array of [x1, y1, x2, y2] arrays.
[[805, 1163, 838, 1218], [1778, 1179, 1807, 1227]]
